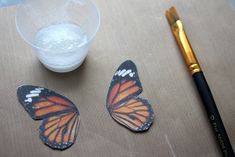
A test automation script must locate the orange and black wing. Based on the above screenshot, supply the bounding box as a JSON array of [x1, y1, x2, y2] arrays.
[[106, 60, 155, 132], [40, 111, 80, 150], [110, 97, 154, 132], [17, 85, 78, 120], [106, 60, 142, 107], [17, 85, 80, 150]]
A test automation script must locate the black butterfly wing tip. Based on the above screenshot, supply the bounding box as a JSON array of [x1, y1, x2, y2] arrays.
[[16, 85, 25, 96], [16, 86, 27, 108], [17, 85, 34, 92], [16, 85, 35, 100], [121, 60, 136, 67]]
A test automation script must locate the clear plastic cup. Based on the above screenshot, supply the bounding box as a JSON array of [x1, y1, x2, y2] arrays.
[[0, 0, 21, 7], [231, 0, 235, 9], [16, 0, 100, 73]]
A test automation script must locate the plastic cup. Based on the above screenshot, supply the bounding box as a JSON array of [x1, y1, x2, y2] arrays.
[[231, 0, 235, 9], [0, 0, 21, 7], [16, 0, 100, 73]]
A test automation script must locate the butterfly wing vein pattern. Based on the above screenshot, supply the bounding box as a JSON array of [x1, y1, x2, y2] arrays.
[[40, 111, 80, 149], [17, 85, 80, 150], [106, 60, 155, 132]]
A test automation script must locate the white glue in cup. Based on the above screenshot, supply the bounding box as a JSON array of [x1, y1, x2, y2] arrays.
[[16, 0, 100, 73]]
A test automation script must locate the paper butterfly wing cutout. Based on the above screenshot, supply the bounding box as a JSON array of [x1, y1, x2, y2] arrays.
[[17, 85, 80, 150], [39, 111, 80, 149], [106, 60, 143, 107], [111, 97, 154, 131], [106, 60, 155, 132]]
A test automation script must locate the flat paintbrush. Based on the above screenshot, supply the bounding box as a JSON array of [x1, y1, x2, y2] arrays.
[[165, 6, 235, 157]]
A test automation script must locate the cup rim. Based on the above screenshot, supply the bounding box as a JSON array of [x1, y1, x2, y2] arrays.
[[15, 0, 101, 52]]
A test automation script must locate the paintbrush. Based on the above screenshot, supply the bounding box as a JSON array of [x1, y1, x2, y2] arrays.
[[165, 6, 235, 157]]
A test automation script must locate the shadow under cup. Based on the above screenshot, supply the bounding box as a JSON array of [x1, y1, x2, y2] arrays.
[[16, 0, 100, 73]]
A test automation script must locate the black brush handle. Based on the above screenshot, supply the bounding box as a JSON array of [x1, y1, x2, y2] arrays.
[[193, 72, 234, 157]]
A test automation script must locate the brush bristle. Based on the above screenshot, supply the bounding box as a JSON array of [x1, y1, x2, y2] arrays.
[[165, 6, 180, 26]]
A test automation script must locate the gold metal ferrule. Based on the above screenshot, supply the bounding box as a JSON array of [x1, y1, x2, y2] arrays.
[[172, 20, 202, 75], [165, 7, 202, 75]]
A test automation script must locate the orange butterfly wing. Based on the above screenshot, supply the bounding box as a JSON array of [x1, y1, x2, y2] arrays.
[[40, 111, 80, 149], [17, 85, 80, 150], [106, 60, 155, 132], [33, 96, 75, 119], [111, 98, 154, 132], [107, 80, 142, 107]]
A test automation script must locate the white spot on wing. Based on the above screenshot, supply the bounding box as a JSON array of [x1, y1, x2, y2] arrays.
[[24, 88, 44, 103], [114, 70, 121, 76], [122, 69, 132, 77], [129, 72, 135, 77], [114, 69, 135, 77], [30, 90, 41, 94], [26, 93, 39, 98], [35, 88, 44, 91], [25, 98, 32, 103], [119, 69, 126, 76]]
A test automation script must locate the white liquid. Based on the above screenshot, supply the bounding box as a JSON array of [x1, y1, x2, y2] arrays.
[[34, 22, 88, 72]]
